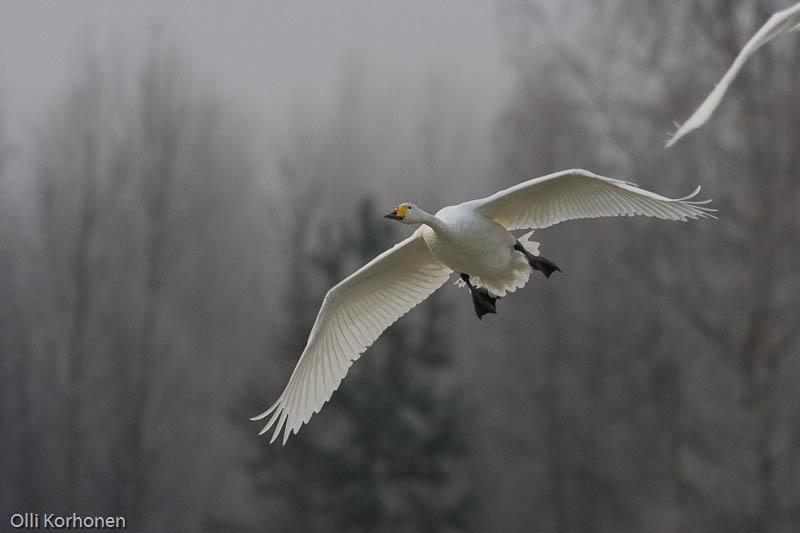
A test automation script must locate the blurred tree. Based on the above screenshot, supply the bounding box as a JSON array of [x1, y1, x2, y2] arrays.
[[0, 96, 32, 511], [493, 1, 800, 532], [24, 32, 263, 531], [244, 197, 474, 533]]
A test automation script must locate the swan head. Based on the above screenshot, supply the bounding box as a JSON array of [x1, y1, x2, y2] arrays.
[[384, 202, 425, 224]]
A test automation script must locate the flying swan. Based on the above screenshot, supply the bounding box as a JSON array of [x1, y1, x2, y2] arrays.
[[666, 1, 800, 147], [253, 169, 715, 444]]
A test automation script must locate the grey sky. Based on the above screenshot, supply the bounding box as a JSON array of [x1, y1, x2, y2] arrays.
[[0, 1, 511, 139]]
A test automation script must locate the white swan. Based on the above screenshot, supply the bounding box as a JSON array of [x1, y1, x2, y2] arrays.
[[253, 169, 715, 444], [666, 1, 800, 147]]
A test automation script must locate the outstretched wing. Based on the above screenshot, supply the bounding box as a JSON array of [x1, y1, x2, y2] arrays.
[[252, 229, 452, 444], [666, 2, 800, 147], [472, 168, 715, 231]]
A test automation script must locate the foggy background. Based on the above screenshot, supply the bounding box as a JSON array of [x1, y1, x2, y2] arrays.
[[1, 1, 799, 531]]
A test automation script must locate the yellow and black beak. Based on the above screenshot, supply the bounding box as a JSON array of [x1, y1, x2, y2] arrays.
[[384, 205, 408, 220]]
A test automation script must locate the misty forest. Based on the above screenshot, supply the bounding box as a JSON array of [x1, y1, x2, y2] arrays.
[[2, 1, 800, 532]]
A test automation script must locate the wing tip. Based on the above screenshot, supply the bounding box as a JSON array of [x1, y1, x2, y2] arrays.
[[670, 185, 717, 219], [268, 410, 289, 444], [674, 185, 702, 201], [251, 397, 294, 444], [688, 205, 718, 221], [250, 403, 277, 421], [663, 119, 685, 148], [665, 126, 690, 148]]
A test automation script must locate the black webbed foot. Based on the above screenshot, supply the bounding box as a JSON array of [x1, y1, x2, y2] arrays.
[[460, 273, 498, 320], [513, 241, 561, 278], [471, 286, 498, 319]]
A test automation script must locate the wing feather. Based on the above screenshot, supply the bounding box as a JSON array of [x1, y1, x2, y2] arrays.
[[666, 2, 800, 147], [474, 169, 715, 230], [252, 230, 452, 444]]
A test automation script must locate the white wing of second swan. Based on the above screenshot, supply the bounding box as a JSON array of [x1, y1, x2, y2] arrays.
[[472, 169, 715, 230], [666, 2, 800, 147], [251, 229, 452, 444]]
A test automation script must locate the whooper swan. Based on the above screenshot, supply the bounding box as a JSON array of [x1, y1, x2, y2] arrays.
[[253, 169, 715, 444], [666, 1, 800, 147]]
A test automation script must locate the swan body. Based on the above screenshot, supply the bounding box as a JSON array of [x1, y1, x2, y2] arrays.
[[253, 169, 715, 444], [666, 1, 800, 147], [420, 206, 532, 297]]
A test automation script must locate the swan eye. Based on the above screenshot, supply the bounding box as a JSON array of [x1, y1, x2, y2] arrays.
[[395, 205, 409, 218]]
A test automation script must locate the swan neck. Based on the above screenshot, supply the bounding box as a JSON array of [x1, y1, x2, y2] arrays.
[[419, 210, 444, 232]]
